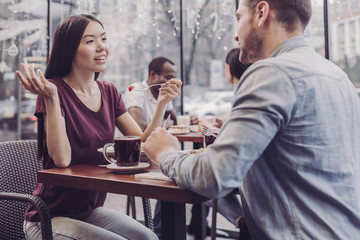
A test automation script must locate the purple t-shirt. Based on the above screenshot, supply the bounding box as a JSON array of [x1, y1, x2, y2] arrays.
[[25, 77, 126, 221]]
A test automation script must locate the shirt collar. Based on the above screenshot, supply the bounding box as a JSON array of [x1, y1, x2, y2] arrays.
[[269, 36, 310, 58]]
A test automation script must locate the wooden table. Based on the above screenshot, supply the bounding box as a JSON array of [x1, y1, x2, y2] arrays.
[[174, 131, 204, 143], [37, 163, 207, 240]]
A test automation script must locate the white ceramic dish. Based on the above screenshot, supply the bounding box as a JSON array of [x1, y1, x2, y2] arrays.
[[168, 128, 190, 135], [106, 162, 150, 173]]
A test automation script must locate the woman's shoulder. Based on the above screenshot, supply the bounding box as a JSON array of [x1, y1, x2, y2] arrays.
[[46, 77, 68, 90], [46, 77, 61, 84], [97, 80, 116, 90], [97, 80, 121, 99]]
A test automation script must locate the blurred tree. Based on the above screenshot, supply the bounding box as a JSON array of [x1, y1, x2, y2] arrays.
[[158, 0, 235, 86]]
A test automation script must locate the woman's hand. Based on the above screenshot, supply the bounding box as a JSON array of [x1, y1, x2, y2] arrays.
[[16, 63, 57, 98], [157, 78, 182, 105]]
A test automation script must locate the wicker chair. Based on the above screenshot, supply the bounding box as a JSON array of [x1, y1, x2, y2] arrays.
[[0, 140, 53, 240]]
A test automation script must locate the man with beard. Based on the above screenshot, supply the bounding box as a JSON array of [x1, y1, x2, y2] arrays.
[[143, 0, 360, 239]]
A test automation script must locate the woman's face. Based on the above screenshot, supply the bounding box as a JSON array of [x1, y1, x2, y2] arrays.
[[72, 21, 109, 74]]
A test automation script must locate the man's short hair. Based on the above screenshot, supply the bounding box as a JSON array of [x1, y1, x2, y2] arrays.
[[148, 57, 175, 76], [245, 0, 312, 31]]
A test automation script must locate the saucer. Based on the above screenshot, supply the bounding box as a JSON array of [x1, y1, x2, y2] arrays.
[[106, 162, 150, 174]]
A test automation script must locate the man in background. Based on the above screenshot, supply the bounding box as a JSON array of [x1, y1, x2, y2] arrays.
[[123, 57, 177, 129], [123, 56, 201, 239]]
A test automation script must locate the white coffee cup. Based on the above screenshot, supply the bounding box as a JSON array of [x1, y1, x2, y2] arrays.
[[177, 115, 190, 128]]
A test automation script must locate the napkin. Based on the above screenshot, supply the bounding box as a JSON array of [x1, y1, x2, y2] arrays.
[[135, 172, 172, 182]]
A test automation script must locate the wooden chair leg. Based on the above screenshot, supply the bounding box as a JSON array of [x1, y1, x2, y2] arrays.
[[211, 199, 218, 240]]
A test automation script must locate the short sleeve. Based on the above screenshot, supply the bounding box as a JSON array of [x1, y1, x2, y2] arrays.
[[122, 88, 145, 110], [34, 93, 65, 119]]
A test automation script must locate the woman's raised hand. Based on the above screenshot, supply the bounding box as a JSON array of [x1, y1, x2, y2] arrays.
[[157, 78, 182, 104], [16, 63, 57, 98]]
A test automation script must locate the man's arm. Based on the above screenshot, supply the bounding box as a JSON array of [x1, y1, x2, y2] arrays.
[[127, 106, 148, 131], [146, 63, 296, 199]]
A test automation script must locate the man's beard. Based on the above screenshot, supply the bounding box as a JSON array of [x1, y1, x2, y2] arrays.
[[239, 28, 264, 64]]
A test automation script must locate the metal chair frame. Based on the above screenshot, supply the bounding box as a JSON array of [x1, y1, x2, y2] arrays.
[[0, 140, 52, 240]]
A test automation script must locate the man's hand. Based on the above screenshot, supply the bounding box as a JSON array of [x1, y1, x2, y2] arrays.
[[143, 128, 181, 165], [157, 79, 182, 105]]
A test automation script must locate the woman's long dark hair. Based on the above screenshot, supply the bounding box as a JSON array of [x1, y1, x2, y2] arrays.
[[38, 14, 104, 159]]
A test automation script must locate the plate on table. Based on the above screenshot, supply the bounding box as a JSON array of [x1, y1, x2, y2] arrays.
[[168, 127, 190, 135], [189, 125, 202, 132], [106, 162, 150, 174]]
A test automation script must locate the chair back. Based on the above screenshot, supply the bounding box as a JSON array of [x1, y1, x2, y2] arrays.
[[0, 140, 41, 240]]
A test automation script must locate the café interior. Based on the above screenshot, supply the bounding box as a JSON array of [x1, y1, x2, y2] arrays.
[[0, 0, 360, 240]]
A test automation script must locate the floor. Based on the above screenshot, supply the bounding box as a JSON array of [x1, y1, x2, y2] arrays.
[[104, 193, 239, 240]]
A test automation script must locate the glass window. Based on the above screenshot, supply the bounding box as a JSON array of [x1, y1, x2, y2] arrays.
[[1, 0, 360, 143], [350, 0, 358, 9], [0, 0, 48, 141], [330, 0, 360, 87]]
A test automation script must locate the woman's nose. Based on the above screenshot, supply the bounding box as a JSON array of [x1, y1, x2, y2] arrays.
[[234, 34, 239, 42], [97, 41, 105, 51]]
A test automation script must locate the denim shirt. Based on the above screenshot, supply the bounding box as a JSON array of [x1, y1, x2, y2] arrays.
[[160, 36, 360, 239]]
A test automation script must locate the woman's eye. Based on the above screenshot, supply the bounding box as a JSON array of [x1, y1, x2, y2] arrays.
[[86, 40, 94, 44], [102, 37, 107, 41]]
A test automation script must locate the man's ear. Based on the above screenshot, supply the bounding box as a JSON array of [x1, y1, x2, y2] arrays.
[[256, 1, 270, 29]]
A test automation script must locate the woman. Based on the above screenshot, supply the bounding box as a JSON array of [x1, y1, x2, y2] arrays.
[[16, 14, 180, 240], [225, 48, 250, 85]]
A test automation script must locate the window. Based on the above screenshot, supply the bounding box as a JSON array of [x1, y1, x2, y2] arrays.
[[330, 0, 360, 87], [0, 0, 47, 141], [1, 0, 360, 142], [350, 0, 358, 10]]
